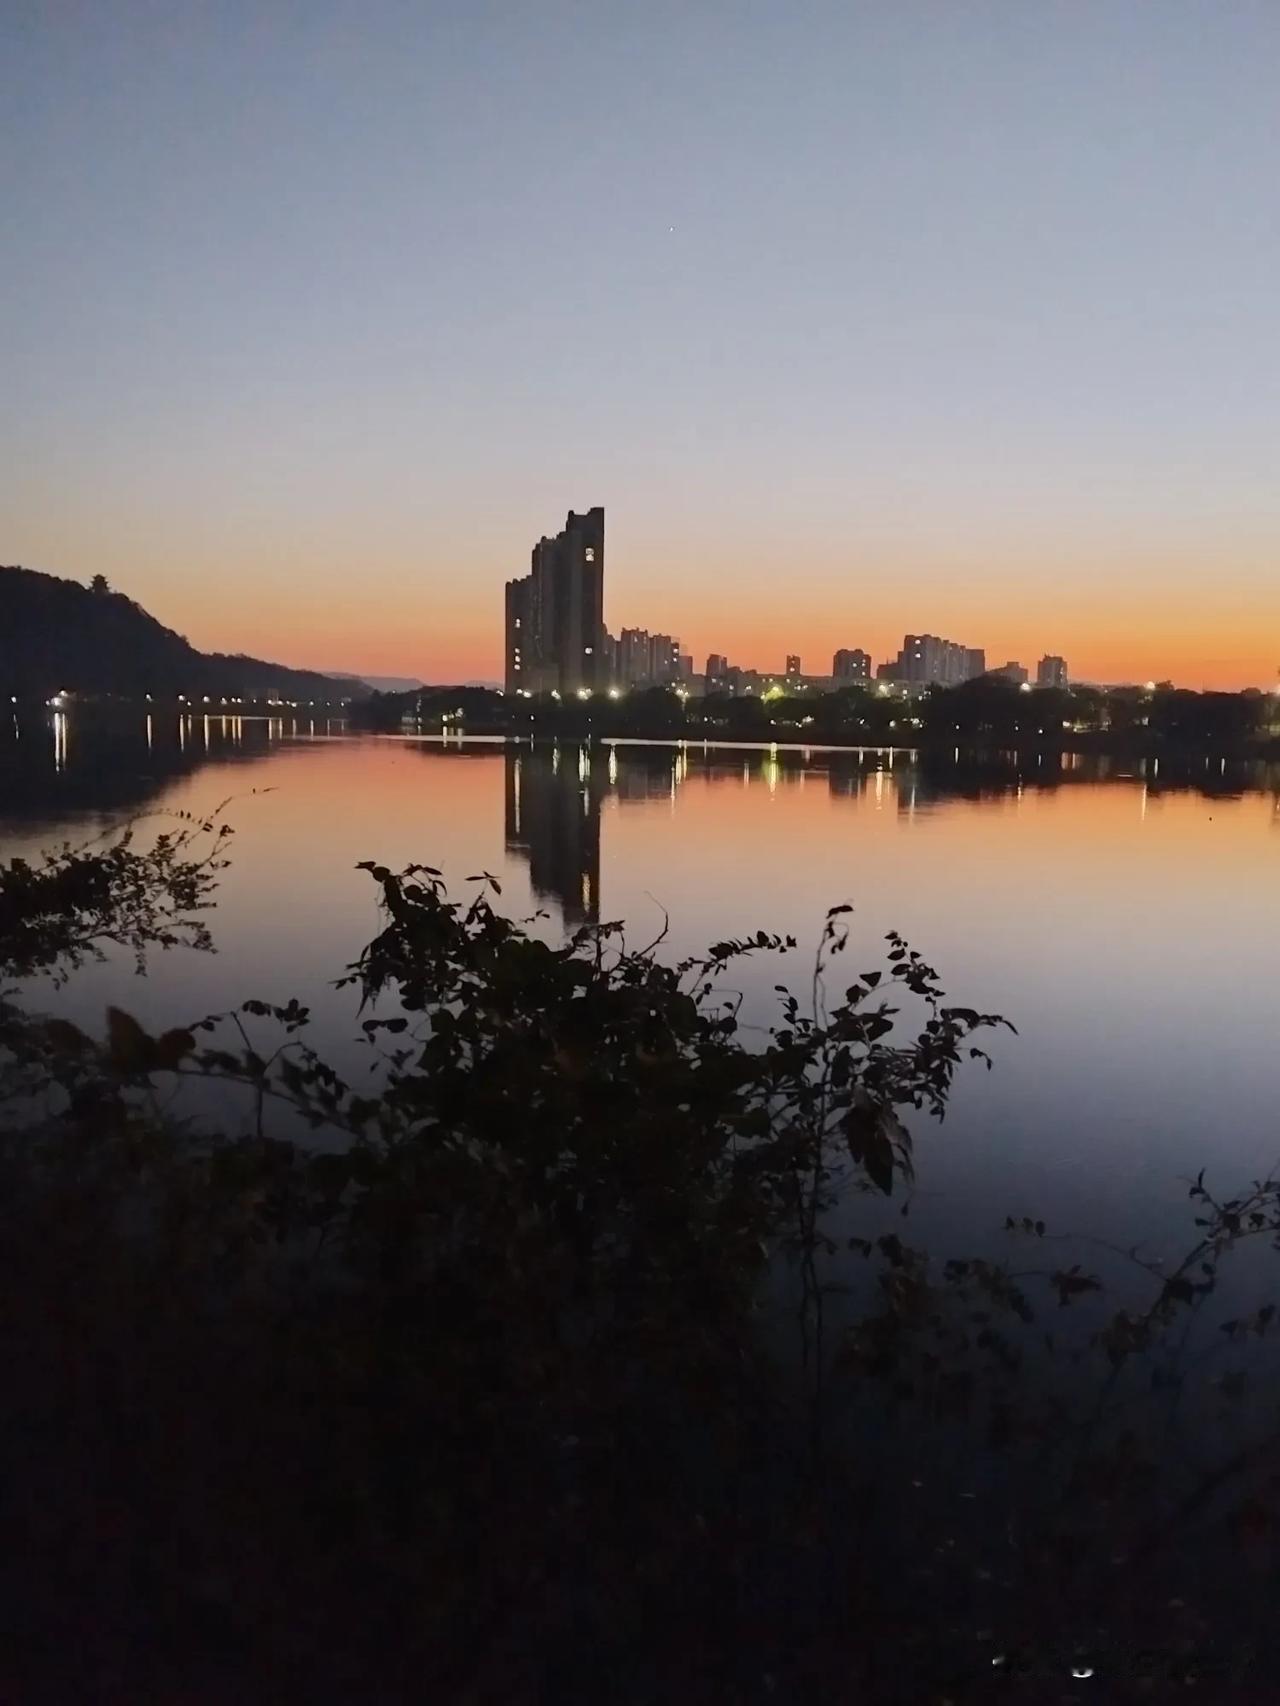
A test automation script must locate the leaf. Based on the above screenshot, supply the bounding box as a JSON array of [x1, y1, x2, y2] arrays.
[[864, 1136, 894, 1195], [106, 1007, 153, 1073], [842, 1100, 896, 1195], [43, 1018, 91, 1055], [153, 1027, 196, 1069], [1051, 1268, 1101, 1307]]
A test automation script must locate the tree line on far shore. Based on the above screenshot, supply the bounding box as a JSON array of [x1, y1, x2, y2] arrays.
[[358, 675, 1280, 753]]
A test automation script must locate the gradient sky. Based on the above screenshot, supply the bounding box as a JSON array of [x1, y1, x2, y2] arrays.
[[4, 0, 1278, 687]]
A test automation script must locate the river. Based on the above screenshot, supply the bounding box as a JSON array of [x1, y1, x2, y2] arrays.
[[3, 711, 1278, 1256]]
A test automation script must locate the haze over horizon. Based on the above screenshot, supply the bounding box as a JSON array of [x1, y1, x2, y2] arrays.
[[5, 1, 1278, 690]]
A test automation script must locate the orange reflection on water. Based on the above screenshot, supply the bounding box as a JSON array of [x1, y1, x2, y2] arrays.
[[6, 730, 1278, 1241]]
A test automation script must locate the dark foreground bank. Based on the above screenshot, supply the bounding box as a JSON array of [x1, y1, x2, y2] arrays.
[[1, 818, 1278, 1702]]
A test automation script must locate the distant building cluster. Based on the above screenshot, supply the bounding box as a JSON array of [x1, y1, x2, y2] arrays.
[[876, 634, 985, 687], [502, 507, 1068, 699], [994, 661, 1029, 686], [833, 648, 872, 684], [701, 648, 869, 698], [608, 628, 691, 690]]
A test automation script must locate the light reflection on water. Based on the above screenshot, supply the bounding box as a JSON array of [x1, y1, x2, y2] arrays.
[[1, 715, 1278, 1254]]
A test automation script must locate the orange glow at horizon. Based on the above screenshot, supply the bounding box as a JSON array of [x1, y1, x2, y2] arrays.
[[148, 538, 1280, 693], [12, 494, 1278, 693]]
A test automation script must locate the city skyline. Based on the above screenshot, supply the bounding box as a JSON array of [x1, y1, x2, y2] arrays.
[[502, 506, 1080, 696], [5, 4, 1279, 690]]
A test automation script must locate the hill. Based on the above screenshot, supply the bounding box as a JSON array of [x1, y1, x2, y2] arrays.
[[329, 672, 426, 694], [0, 566, 367, 701]]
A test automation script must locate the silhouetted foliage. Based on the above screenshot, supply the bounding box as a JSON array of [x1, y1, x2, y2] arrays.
[[0, 816, 227, 981], [1149, 686, 1264, 746], [3, 827, 1280, 1697], [359, 682, 507, 731]]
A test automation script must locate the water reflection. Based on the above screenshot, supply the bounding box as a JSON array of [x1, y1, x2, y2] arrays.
[[487, 739, 1280, 932], [0, 705, 347, 826], [504, 745, 604, 925], [3, 725, 1275, 1261], [4, 716, 1279, 934]]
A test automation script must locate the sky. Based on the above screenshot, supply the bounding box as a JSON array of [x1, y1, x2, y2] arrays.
[[3, 0, 1278, 688]]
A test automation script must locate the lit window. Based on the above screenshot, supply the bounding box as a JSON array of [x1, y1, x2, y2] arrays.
[[585, 547, 595, 563], [584, 646, 593, 655]]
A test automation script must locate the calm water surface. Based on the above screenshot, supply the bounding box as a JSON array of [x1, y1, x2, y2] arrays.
[[3, 713, 1278, 1251]]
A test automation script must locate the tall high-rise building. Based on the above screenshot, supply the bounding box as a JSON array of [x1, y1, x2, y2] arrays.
[[504, 578, 530, 694], [785, 654, 802, 678], [1037, 655, 1068, 688], [705, 653, 728, 682], [832, 647, 871, 683], [504, 507, 605, 695], [995, 660, 1029, 685]]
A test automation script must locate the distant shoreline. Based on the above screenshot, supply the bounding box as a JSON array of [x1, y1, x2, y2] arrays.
[[385, 723, 1280, 764], [8, 698, 1278, 765]]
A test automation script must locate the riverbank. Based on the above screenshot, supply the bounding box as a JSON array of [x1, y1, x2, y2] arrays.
[[355, 677, 1280, 761], [387, 717, 1280, 765]]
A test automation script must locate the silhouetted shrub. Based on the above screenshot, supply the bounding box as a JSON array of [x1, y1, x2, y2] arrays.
[[2, 824, 1278, 1699]]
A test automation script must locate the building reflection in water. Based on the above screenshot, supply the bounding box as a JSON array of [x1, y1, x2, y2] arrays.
[[503, 744, 925, 925], [499, 737, 1280, 930], [505, 745, 606, 925], [18, 708, 1276, 924], [504, 743, 687, 924]]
